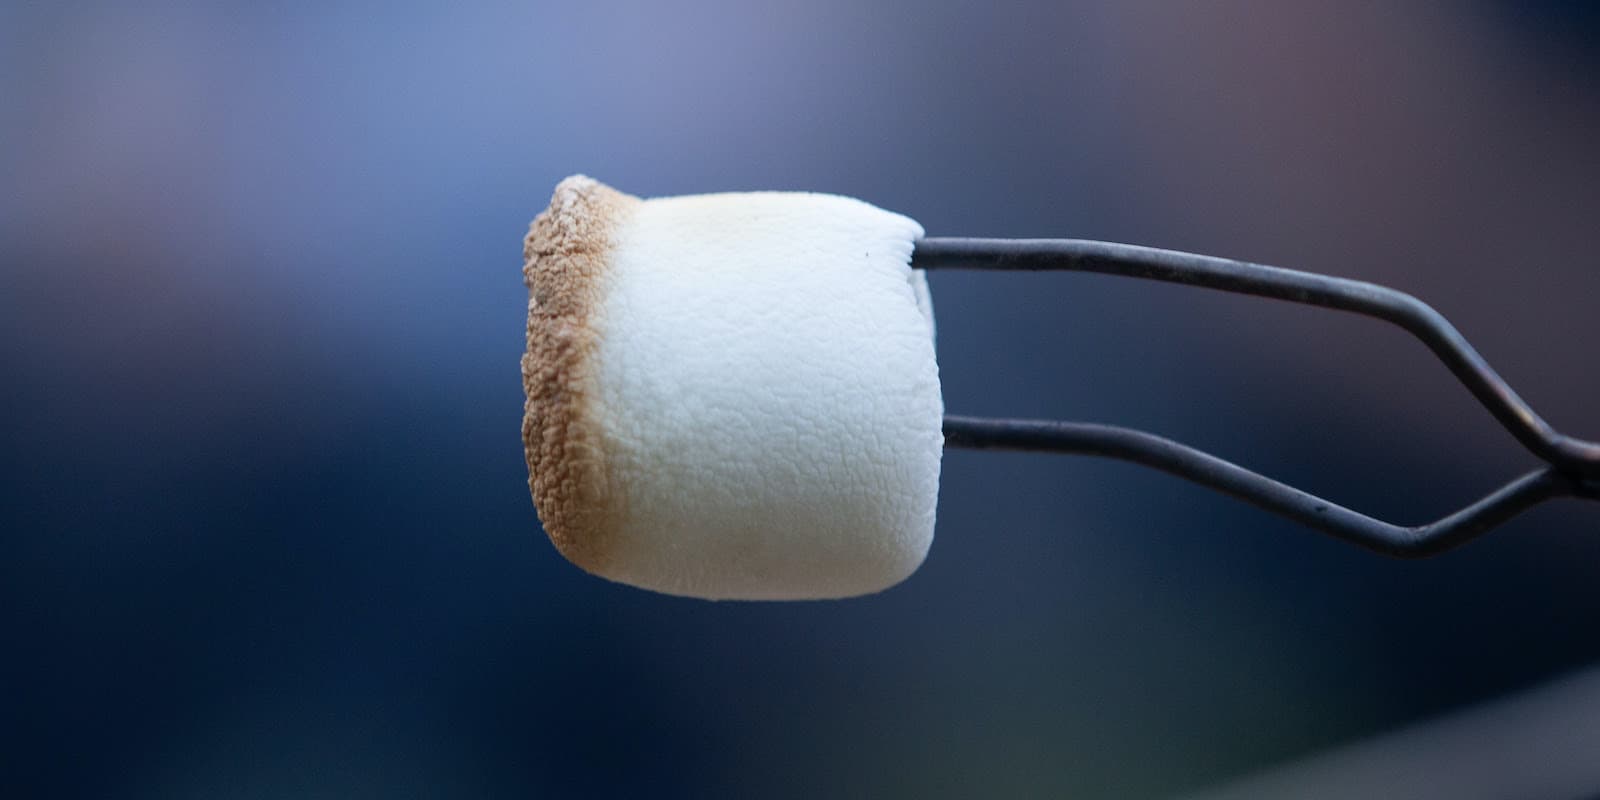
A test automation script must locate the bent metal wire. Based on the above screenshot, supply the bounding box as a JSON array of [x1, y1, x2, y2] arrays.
[[915, 238, 1600, 557]]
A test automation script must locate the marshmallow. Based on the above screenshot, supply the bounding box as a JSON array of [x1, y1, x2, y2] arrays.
[[521, 176, 942, 600]]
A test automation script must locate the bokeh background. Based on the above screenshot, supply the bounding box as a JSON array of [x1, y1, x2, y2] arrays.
[[4, 1, 1599, 797]]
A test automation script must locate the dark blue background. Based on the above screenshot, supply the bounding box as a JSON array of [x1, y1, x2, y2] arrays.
[[4, 2, 1599, 797]]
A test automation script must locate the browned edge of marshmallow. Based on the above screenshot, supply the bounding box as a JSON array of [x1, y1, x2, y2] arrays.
[[522, 176, 640, 574]]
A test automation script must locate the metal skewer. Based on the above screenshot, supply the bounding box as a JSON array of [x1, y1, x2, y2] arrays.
[[918, 238, 1599, 556]]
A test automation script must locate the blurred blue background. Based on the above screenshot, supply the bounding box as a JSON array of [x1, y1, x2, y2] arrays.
[[3, 1, 1599, 797]]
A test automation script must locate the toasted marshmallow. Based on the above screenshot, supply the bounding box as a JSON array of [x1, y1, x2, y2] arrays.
[[522, 176, 941, 600]]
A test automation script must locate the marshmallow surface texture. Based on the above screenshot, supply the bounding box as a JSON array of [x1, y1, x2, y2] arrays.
[[522, 176, 941, 600]]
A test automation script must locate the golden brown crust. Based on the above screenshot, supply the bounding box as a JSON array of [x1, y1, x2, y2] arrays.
[[522, 176, 640, 573]]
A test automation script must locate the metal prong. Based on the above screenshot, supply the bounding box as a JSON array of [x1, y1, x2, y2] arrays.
[[921, 238, 1598, 555]]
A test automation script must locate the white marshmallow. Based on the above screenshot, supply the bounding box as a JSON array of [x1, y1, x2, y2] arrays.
[[522, 176, 941, 600]]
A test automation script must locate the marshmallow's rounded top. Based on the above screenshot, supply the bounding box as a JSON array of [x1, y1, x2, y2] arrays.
[[522, 176, 941, 600]]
